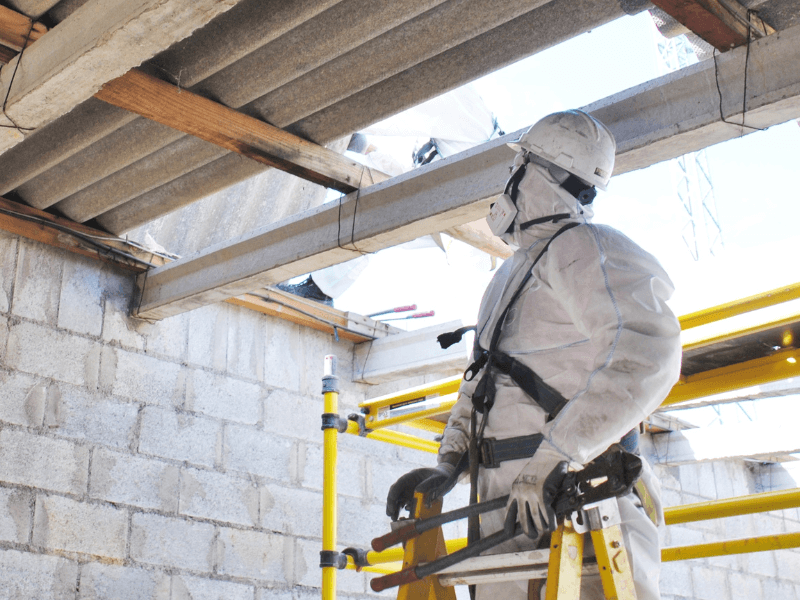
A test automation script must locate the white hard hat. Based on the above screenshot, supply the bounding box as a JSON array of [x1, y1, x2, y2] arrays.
[[509, 110, 616, 191]]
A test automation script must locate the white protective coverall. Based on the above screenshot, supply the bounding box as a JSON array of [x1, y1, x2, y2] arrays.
[[438, 162, 682, 599]]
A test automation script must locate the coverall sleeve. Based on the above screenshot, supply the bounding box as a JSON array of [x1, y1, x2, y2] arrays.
[[542, 225, 682, 465], [437, 367, 479, 463]]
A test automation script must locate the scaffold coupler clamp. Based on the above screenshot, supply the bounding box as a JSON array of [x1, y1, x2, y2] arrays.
[[348, 412, 371, 436], [319, 550, 348, 570], [321, 413, 348, 432], [342, 547, 371, 572]]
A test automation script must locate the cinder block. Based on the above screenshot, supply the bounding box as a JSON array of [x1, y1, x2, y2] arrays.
[[303, 443, 363, 498], [369, 457, 431, 505], [139, 406, 222, 468], [187, 304, 228, 371], [102, 293, 146, 352], [264, 319, 301, 391], [776, 549, 800, 581], [263, 389, 321, 443], [33, 495, 127, 559], [78, 563, 170, 600], [261, 485, 322, 538], [5, 320, 99, 386], [57, 256, 104, 336], [227, 307, 265, 382], [664, 524, 705, 548], [0, 428, 89, 494], [113, 349, 184, 406], [171, 574, 255, 600], [678, 463, 700, 496], [0, 232, 18, 314], [337, 496, 390, 548], [0, 315, 7, 364], [90, 448, 179, 512], [130, 512, 215, 572], [11, 239, 62, 325], [51, 384, 139, 449], [179, 467, 260, 527], [0, 487, 31, 544], [216, 527, 290, 582], [256, 587, 293, 600], [298, 328, 332, 397], [691, 566, 730, 600], [739, 546, 777, 577], [186, 370, 262, 424], [711, 461, 738, 499], [224, 424, 293, 481], [729, 571, 763, 600], [145, 311, 189, 361], [696, 462, 717, 498], [294, 537, 365, 593], [0, 370, 47, 426], [0, 548, 78, 600], [761, 579, 797, 600]]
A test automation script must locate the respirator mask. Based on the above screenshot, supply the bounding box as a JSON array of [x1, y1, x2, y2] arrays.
[[486, 153, 596, 239]]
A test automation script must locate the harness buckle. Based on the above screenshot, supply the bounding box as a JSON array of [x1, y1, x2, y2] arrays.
[[480, 437, 499, 469]]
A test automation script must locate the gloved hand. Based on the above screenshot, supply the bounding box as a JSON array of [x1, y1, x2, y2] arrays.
[[506, 442, 570, 540], [386, 462, 456, 521]]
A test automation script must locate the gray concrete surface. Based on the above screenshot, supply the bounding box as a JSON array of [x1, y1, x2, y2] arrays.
[[0, 0, 245, 154]]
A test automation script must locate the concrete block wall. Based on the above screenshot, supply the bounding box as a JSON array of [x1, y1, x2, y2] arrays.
[[2, 230, 799, 599], [643, 437, 800, 600], [0, 231, 447, 599]]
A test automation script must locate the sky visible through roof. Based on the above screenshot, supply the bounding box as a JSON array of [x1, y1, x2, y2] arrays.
[[333, 12, 800, 433]]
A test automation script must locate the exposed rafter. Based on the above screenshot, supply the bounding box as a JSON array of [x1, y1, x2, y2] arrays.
[[650, 0, 774, 51], [95, 69, 389, 193], [0, 5, 47, 55], [0, 195, 169, 271]]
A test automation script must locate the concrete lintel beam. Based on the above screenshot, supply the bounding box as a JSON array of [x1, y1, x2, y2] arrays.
[[591, 22, 800, 175], [0, 0, 243, 154], [134, 23, 800, 320], [133, 134, 519, 319]]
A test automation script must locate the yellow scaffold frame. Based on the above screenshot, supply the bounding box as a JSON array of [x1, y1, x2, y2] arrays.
[[320, 282, 800, 599]]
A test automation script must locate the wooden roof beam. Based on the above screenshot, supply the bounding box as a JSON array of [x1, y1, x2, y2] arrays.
[[95, 68, 389, 194], [650, 0, 774, 51], [0, 194, 391, 342], [0, 5, 47, 54]]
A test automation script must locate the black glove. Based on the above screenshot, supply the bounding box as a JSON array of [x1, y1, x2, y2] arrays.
[[386, 463, 456, 521]]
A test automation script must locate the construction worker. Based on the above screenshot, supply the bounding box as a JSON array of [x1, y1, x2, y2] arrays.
[[386, 110, 682, 599]]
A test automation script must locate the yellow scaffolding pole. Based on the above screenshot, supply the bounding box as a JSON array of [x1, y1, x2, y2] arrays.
[[663, 532, 800, 562], [663, 347, 800, 407], [365, 397, 457, 431], [679, 281, 800, 330], [322, 356, 340, 600], [664, 488, 800, 525]]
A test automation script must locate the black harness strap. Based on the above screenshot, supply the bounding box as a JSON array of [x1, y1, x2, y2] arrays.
[[466, 222, 580, 417]]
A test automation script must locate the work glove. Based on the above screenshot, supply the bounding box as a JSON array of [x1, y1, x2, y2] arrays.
[[386, 462, 457, 521], [506, 442, 570, 540]]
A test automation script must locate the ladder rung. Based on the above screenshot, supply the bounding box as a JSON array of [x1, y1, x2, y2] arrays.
[[436, 549, 599, 587]]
